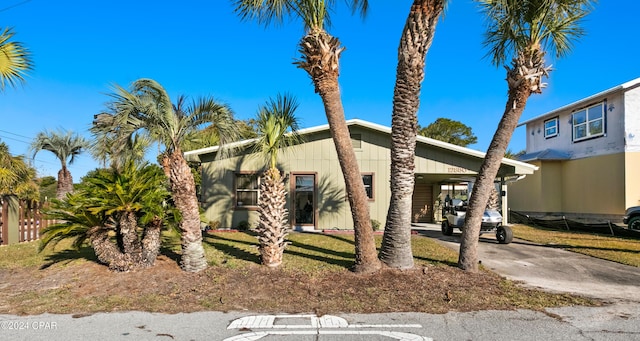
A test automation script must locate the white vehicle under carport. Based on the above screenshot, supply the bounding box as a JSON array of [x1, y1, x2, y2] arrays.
[[441, 198, 513, 244]]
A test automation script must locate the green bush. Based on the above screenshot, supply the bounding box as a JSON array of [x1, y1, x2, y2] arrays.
[[236, 220, 250, 231], [371, 219, 381, 231]]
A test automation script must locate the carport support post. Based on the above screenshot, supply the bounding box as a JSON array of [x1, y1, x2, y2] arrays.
[[501, 177, 508, 226]]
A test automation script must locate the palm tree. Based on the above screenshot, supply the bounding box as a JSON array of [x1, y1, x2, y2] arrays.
[[0, 27, 32, 91], [379, 0, 446, 269], [252, 93, 302, 267], [0, 142, 39, 201], [30, 130, 89, 200], [91, 116, 151, 172], [233, 0, 381, 273], [458, 0, 594, 272], [40, 162, 172, 271], [93, 78, 238, 272]]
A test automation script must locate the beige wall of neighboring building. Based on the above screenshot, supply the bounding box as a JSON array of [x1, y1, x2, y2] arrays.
[[509, 160, 562, 214], [625, 152, 640, 208], [561, 153, 625, 215], [510, 153, 627, 217]]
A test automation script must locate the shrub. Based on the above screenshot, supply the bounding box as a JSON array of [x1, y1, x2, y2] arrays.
[[208, 220, 221, 230], [236, 220, 250, 231], [371, 219, 381, 231]]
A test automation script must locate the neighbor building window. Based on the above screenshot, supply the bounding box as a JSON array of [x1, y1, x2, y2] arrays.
[[572, 102, 605, 142], [362, 173, 374, 200], [544, 117, 558, 138], [235, 173, 259, 207]]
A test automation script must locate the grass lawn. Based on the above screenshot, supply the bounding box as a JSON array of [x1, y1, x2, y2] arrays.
[[0, 229, 598, 315], [511, 224, 640, 267]]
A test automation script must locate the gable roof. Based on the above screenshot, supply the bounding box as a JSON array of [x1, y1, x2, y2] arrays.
[[184, 119, 537, 174], [518, 77, 640, 127]]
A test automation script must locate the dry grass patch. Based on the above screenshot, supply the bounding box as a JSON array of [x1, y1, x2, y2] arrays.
[[0, 230, 598, 316], [511, 224, 640, 267]]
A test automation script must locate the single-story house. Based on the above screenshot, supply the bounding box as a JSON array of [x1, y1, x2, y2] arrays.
[[185, 119, 537, 231]]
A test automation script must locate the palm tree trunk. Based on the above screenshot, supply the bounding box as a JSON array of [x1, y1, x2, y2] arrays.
[[56, 166, 73, 200], [297, 31, 381, 273], [380, 0, 444, 269], [162, 150, 207, 272], [119, 211, 141, 257], [257, 167, 289, 268], [141, 216, 162, 267], [458, 68, 532, 272], [88, 227, 138, 272]]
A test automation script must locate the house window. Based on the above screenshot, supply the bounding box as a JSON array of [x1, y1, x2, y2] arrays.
[[572, 102, 605, 142], [362, 173, 374, 200], [544, 117, 558, 138], [235, 173, 259, 208]]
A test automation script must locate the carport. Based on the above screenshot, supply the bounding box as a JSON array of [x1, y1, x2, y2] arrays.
[[411, 135, 537, 224]]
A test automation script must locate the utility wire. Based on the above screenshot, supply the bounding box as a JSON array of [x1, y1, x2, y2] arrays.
[[0, 0, 32, 13], [0, 129, 32, 140]]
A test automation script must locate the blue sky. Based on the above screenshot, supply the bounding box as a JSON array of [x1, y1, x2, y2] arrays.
[[1, 0, 639, 179]]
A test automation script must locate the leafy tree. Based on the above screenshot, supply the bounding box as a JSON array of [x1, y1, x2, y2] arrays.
[[0, 27, 32, 91], [92, 79, 238, 272], [40, 162, 173, 271], [37, 176, 57, 203], [504, 149, 525, 160], [458, 0, 594, 272], [252, 93, 302, 267], [234, 0, 382, 273], [379, 0, 446, 269], [418, 118, 477, 147], [30, 130, 89, 200]]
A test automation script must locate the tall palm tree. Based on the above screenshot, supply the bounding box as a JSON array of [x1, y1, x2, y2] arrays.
[[379, 0, 446, 269], [234, 0, 381, 273], [252, 93, 302, 267], [30, 130, 89, 200], [93, 78, 238, 272], [458, 0, 594, 272], [41, 162, 172, 271], [0, 27, 32, 91]]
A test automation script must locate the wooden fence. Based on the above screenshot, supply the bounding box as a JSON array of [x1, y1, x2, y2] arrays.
[[1, 197, 55, 245]]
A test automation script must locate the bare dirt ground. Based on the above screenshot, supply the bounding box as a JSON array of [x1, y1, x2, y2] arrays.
[[0, 254, 596, 316]]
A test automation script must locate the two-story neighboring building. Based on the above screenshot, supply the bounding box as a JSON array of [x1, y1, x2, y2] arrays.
[[509, 77, 640, 221], [186, 119, 536, 230]]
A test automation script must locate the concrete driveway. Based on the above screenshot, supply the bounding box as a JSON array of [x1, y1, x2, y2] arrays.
[[414, 223, 640, 303]]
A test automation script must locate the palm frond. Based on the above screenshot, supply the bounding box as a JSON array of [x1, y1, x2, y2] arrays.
[[30, 129, 89, 169], [477, 0, 595, 66], [0, 27, 33, 91], [252, 93, 303, 169]]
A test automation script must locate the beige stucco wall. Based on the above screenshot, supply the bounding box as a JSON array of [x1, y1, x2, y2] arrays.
[[510, 153, 627, 217], [509, 161, 563, 213], [625, 151, 640, 208], [561, 153, 625, 215]]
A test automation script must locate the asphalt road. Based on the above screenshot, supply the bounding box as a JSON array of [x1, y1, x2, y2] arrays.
[[1, 305, 639, 340], [1, 225, 639, 340]]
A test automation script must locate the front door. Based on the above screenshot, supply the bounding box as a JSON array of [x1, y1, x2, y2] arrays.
[[291, 173, 316, 228]]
